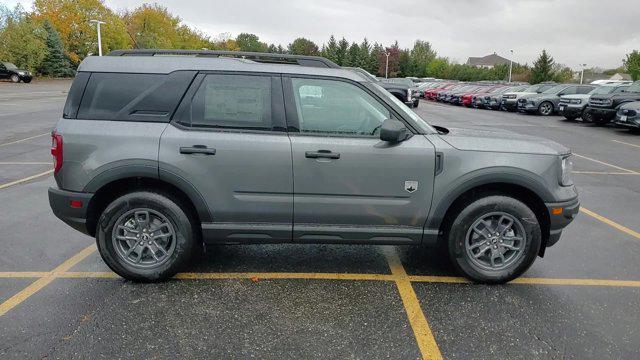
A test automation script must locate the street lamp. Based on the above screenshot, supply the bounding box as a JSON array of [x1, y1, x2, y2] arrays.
[[385, 52, 390, 79], [580, 63, 587, 84], [508, 49, 514, 83], [89, 20, 106, 56]]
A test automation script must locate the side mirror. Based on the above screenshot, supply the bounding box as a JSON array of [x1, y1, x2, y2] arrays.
[[380, 118, 410, 143]]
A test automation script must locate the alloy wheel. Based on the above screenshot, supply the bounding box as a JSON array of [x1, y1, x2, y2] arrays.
[[464, 212, 527, 271]]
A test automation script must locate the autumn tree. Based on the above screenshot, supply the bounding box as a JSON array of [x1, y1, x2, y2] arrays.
[[33, 0, 129, 63], [288, 37, 319, 56], [0, 5, 47, 72], [379, 42, 400, 77], [623, 50, 640, 81], [39, 20, 74, 77]]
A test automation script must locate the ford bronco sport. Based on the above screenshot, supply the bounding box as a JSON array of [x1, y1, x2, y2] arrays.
[[48, 50, 579, 283]]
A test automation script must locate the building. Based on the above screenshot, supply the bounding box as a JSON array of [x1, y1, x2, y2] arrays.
[[466, 52, 511, 69]]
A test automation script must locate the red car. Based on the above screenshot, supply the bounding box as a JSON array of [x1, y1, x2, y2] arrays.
[[460, 85, 506, 107], [425, 83, 457, 101]]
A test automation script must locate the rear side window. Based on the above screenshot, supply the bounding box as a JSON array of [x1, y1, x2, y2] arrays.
[[76, 71, 196, 122], [186, 74, 272, 130]]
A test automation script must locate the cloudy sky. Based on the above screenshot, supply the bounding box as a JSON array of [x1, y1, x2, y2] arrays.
[[6, 0, 639, 69]]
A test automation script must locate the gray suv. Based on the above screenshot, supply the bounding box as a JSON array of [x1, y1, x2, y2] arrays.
[[48, 50, 579, 283]]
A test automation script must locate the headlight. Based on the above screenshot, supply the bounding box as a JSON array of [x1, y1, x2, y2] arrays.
[[560, 154, 574, 186], [407, 89, 412, 102], [570, 99, 582, 105]]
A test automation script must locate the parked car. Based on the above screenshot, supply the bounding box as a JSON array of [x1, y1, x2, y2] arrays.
[[614, 101, 640, 131], [559, 84, 630, 122], [49, 50, 579, 284], [461, 85, 505, 107], [587, 80, 640, 125], [517, 84, 596, 116], [481, 85, 528, 109], [346, 68, 419, 108], [0, 62, 32, 83], [425, 83, 457, 101], [501, 83, 556, 111]]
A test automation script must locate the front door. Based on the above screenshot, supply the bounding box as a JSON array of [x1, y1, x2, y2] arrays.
[[159, 73, 293, 242], [285, 77, 436, 243]]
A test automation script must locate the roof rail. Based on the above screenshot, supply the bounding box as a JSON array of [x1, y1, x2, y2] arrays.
[[107, 49, 340, 69]]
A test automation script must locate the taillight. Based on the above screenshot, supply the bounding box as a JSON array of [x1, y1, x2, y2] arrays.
[[51, 132, 63, 173]]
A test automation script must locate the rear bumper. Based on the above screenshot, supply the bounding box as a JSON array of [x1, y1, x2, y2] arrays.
[[545, 196, 580, 247], [614, 113, 640, 128], [48, 187, 94, 235]]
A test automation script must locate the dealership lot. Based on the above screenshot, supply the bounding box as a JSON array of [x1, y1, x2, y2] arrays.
[[1, 81, 639, 359]]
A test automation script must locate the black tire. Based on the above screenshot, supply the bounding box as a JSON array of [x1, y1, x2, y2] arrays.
[[96, 191, 196, 282], [593, 116, 610, 126], [23, 78, 31, 84], [581, 108, 593, 123], [447, 195, 541, 284], [537, 101, 554, 116], [10, 74, 20, 83]]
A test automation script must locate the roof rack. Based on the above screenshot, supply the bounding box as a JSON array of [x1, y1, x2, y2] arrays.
[[107, 49, 340, 69]]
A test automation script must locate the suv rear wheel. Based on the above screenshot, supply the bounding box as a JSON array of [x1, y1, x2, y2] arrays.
[[537, 101, 553, 116], [96, 191, 196, 282], [10, 74, 20, 83], [447, 195, 541, 284]]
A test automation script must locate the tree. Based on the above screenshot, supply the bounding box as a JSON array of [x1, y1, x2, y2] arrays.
[[408, 40, 436, 77], [378, 42, 400, 77], [33, 0, 130, 63], [321, 35, 339, 64], [335, 37, 349, 66], [0, 5, 48, 72], [358, 38, 371, 69], [288, 37, 319, 56], [39, 20, 74, 77], [235, 33, 268, 52], [369, 42, 383, 75], [623, 50, 640, 81], [530, 50, 556, 84], [344, 42, 360, 67]]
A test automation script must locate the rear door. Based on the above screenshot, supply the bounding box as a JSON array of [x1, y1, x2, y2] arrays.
[[159, 73, 293, 242], [284, 76, 436, 243], [0, 63, 7, 79]]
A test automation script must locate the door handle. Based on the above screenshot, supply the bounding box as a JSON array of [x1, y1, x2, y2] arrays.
[[180, 145, 216, 155], [305, 150, 340, 159]]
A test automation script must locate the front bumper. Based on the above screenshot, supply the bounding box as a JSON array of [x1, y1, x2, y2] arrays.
[[614, 113, 640, 128], [559, 104, 584, 118], [587, 106, 616, 120], [517, 101, 539, 113], [48, 187, 94, 235], [545, 196, 580, 247], [501, 99, 518, 111]]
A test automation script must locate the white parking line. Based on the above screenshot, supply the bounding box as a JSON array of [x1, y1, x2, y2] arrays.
[[612, 139, 640, 150], [0, 162, 51, 165], [0, 133, 49, 147], [573, 153, 639, 174]]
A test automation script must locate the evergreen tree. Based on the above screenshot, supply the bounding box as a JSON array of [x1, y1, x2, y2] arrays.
[[358, 38, 371, 69], [322, 35, 338, 64], [336, 37, 349, 66], [345, 42, 360, 67], [530, 50, 556, 84], [39, 20, 74, 77], [623, 50, 640, 81], [369, 43, 384, 76]]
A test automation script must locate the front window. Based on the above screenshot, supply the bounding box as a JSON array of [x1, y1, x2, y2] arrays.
[[291, 78, 389, 136], [542, 85, 567, 94], [627, 81, 640, 93], [591, 86, 626, 95]]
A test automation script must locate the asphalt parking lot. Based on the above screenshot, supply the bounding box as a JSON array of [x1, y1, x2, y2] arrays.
[[1, 80, 639, 359]]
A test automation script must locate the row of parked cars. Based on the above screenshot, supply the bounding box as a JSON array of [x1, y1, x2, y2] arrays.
[[415, 79, 640, 132]]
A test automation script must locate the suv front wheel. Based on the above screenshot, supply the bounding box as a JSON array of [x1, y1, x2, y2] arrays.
[[447, 195, 541, 283], [96, 191, 196, 282]]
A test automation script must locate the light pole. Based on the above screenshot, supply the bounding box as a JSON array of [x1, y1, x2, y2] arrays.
[[89, 20, 106, 56], [508, 49, 514, 83], [580, 63, 587, 84], [385, 52, 390, 79]]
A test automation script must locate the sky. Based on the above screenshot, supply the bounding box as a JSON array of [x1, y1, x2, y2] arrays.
[[5, 0, 639, 70]]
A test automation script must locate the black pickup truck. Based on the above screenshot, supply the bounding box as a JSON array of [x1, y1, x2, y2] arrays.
[[587, 80, 640, 125], [345, 67, 419, 108]]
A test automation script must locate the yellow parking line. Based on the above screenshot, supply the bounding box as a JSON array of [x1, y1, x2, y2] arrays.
[[612, 139, 640, 149], [581, 207, 640, 240], [0, 170, 53, 190], [573, 153, 638, 174], [384, 248, 443, 360], [0, 133, 49, 147], [409, 275, 640, 287], [0, 272, 49, 278], [58, 271, 396, 281], [0, 244, 96, 316]]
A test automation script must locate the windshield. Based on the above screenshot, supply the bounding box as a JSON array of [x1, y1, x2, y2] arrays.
[[370, 82, 435, 133], [522, 84, 542, 93], [2, 62, 18, 69], [388, 78, 414, 87], [542, 85, 567, 94], [591, 85, 626, 95], [627, 81, 640, 93]]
